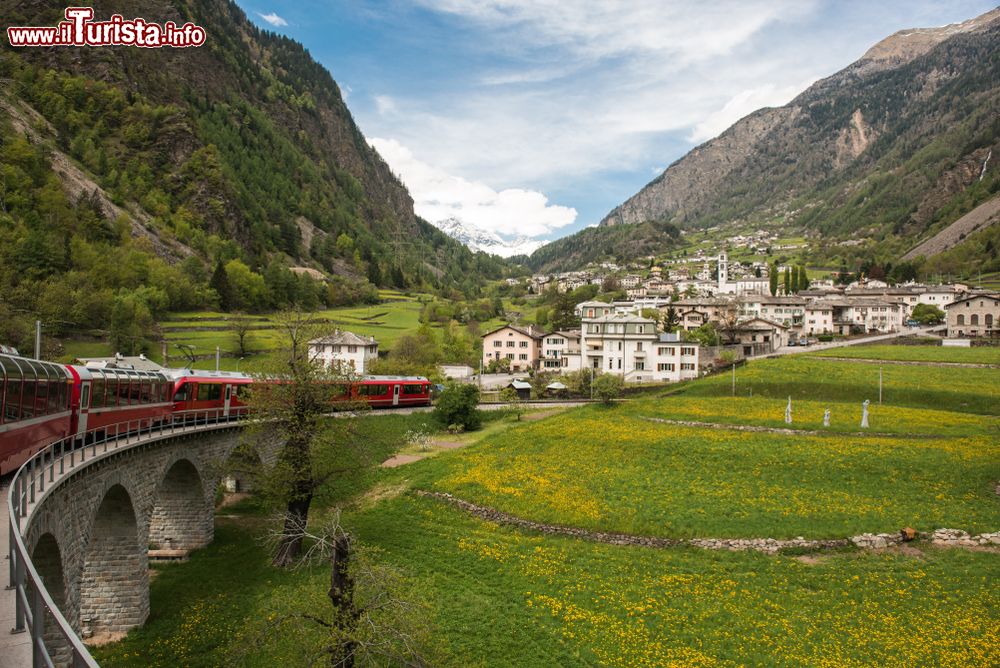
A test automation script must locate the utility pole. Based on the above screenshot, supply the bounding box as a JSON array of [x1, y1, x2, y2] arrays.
[[879, 366, 883, 404], [732, 361, 736, 397], [34, 320, 41, 360], [216, 346, 221, 371]]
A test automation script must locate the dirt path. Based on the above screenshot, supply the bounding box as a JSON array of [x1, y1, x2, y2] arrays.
[[806, 356, 998, 369]]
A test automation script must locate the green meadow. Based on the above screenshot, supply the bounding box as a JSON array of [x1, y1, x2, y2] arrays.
[[94, 346, 1000, 667]]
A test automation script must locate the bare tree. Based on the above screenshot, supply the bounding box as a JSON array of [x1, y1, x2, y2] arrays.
[[241, 309, 370, 567], [240, 512, 433, 667], [717, 297, 744, 344], [229, 312, 254, 357]]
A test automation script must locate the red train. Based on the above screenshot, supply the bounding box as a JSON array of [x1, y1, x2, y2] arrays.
[[0, 350, 431, 475], [165, 370, 431, 412]]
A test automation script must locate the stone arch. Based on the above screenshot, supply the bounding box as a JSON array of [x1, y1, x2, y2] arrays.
[[31, 533, 71, 663], [222, 443, 264, 493], [79, 484, 148, 639], [149, 458, 213, 552]]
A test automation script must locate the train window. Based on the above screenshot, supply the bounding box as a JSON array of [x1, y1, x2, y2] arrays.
[[35, 380, 49, 415], [21, 375, 36, 420], [403, 384, 425, 395], [140, 379, 151, 403], [359, 384, 389, 396], [128, 375, 141, 403], [105, 377, 118, 407], [91, 378, 104, 408], [173, 383, 190, 402], [199, 383, 223, 402], [160, 381, 170, 402], [3, 358, 24, 422]]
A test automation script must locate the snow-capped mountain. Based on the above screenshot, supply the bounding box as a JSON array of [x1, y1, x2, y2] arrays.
[[432, 217, 546, 258]]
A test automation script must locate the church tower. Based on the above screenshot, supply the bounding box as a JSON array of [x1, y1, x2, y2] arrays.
[[717, 250, 728, 292]]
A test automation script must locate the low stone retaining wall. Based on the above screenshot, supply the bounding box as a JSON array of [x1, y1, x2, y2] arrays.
[[932, 528, 1000, 547], [418, 491, 998, 555]]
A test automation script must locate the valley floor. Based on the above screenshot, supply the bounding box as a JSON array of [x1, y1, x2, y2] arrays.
[[93, 347, 999, 667]]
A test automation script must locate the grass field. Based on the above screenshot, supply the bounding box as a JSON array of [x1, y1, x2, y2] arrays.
[[681, 356, 999, 415], [808, 344, 1000, 365], [94, 347, 1000, 667]]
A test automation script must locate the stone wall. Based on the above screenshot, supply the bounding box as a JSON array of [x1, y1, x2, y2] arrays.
[[22, 429, 242, 646]]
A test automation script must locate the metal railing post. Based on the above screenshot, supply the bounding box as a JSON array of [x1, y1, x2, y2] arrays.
[[31, 583, 44, 666], [12, 543, 26, 633]]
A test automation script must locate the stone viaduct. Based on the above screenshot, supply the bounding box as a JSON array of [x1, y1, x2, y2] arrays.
[[8, 420, 276, 664]]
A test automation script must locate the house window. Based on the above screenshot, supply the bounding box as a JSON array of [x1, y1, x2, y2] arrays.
[[957, 315, 965, 325], [658, 347, 675, 356], [636, 342, 643, 351], [657, 363, 675, 371], [681, 347, 696, 356], [520, 341, 529, 348], [506, 353, 514, 359], [681, 363, 695, 370], [971, 314, 979, 326], [348, 346, 357, 353], [494, 341, 502, 347], [519, 354, 528, 360], [507, 341, 516, 347], [635, 361, 644, 370]]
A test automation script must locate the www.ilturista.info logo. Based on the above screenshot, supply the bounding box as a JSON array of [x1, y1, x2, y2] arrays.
[[7, 7, 206, 48]]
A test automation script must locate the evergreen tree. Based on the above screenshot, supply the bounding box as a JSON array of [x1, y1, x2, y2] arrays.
[[798, 265, 809, 291], [769, 263, 778, 296], [210, 259, 234, 311], [783, 267, 790, 295], [790, 266, 799, 293]]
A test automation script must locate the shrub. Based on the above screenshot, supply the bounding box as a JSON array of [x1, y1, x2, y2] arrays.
[[434, 383, 482, 431], [592, 373, 624, 405]]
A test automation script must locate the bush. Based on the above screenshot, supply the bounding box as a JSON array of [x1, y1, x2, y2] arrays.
[[433, 383, 482, 431], [592, 373, 624, 405]]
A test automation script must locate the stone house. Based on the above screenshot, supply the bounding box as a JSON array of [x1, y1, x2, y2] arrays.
[[945, 294, 1000, 338], [308, 330, 378, 374]]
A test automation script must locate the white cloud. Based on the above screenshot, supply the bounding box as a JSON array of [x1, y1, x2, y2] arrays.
[[358, 0, 829, 195], [256, 11, 288, 27], [688, 79, 817, 142], [370, 137, 577, 239], [374, 95, 397, 116]]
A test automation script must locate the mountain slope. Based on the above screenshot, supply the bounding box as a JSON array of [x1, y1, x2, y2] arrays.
[[0, 0, 508, 351], [532, 8, 1000, 272]]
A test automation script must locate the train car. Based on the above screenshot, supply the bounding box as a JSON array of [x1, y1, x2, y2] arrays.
[[0, 353, 74, 475], [165, 368, 254, 418], [353, 376, 431, 408], [69, 364, 174, 439]]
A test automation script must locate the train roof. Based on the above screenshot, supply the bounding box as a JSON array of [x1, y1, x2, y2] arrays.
[[161, 368, 252, 381], [0, 353, 73, 380], [361, 375, 429, 382]]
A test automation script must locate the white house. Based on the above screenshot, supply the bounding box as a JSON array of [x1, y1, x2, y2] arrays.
[[540, 330, 582, 372], [308, 330, 378, 374]]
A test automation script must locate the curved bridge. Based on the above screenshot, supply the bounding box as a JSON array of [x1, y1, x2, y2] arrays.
[[5, 411, 254, 667]]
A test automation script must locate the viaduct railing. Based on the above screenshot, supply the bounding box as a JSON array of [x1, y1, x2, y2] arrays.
[[6, 408, 250, 668]]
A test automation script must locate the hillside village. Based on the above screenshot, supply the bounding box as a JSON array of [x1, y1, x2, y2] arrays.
[[478, 248, 998, 387]]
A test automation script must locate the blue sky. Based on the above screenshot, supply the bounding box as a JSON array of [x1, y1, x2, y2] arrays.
[[236, 1, 997, 245]]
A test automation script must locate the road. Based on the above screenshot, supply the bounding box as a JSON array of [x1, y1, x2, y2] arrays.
[[758, 325, 947, 360]]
